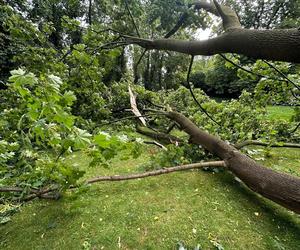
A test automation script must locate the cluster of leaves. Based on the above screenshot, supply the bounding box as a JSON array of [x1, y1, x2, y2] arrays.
[[234, 60, 300, 106], [0, 69, 142, 201], [141, 143, 209, 171], [141, 86, 299, 169], [0, 69, 88, 195]]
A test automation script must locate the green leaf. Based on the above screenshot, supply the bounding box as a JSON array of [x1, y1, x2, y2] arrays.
[[47, 74, 62, 92], [74, 128, 91, 149], [53, 111, 75, 128], [63, 91, 77, 105], [94, 133, 111, 149]]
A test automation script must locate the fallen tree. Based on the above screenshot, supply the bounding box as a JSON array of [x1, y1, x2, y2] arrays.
[[164, 111, 300, 213], [1, 0, 299, 215], [116, 0, 300, 214], [124, 83, 300, 213]]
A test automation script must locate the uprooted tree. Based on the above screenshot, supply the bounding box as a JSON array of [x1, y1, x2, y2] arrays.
[[101, 0, 300, 214]]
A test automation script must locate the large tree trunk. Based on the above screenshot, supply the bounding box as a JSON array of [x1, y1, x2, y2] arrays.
[[166, 111, 300, 214], [124, 0, 300, 213]]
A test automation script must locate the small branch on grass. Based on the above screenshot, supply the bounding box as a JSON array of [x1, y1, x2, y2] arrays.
[[86, 161, 226, 184], [0, 187, 59, 201], [0, 161, 226, 199], [234, 140, 300, 149]]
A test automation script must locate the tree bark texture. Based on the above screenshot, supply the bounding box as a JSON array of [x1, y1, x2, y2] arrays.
[[126, 28, 300, 63], [124, 0, 300, 63], [166, 111, 300, 214]]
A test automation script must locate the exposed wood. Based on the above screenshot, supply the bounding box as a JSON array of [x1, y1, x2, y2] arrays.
[[128, 85, 147, 126], [143, 140, 168, 150]]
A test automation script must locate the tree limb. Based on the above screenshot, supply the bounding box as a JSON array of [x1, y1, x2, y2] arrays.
[[164, 111, 300, 214], [136, 125, 183, 145], [123, 28, 300, 63], [122, 0, 300, 63], [86, 161, 226, 184]]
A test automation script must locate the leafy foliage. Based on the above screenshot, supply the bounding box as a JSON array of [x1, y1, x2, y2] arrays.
[[0, 69, 141, 201], [1, 70, 86, 195], [0, 0, 299, 205]]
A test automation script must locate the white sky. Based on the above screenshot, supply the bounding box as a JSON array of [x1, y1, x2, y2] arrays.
[[194, 28, 212, 40]]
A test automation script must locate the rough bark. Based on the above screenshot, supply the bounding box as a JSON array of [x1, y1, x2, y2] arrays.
[[123, 0, 300, 63], [165, 111, 300, 214], [125, 28, 300, 63]]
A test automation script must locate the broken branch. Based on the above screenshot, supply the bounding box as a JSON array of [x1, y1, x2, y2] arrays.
[[86, 161, 226, 184]]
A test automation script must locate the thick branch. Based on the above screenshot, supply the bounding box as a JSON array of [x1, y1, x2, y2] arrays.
[[165, 1, 240, 38], [86, 161, 226, 184], [212, 0, 241, 31], [124, 28, 300, 63], [165, 111, 300, 214], [136, 125, 183, 145]]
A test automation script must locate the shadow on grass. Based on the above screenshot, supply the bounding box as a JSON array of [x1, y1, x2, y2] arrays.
[[218, 171, 300, 234]]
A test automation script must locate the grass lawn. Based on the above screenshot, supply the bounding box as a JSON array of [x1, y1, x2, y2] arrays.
[[266, 106, 295, 121], [1, 106, 299, 249], [1, 146, 300, 250]]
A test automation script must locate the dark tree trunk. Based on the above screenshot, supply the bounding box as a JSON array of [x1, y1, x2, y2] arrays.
[[88, 0, 93, 25], [143, 51, 151, 90], [166, 111, 300, 214]]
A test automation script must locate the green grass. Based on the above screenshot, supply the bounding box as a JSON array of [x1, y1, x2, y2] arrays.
[[266, 106, 295, 121], [1, 146, 300, 250], [1, 105, 299, 249]]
